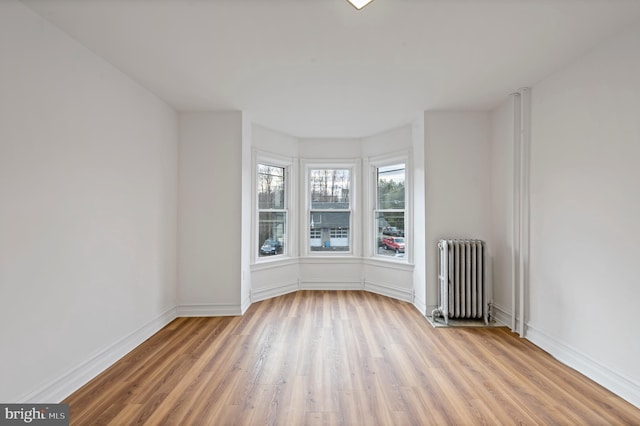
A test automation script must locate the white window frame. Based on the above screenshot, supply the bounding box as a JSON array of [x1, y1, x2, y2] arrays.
[[301, 159, 359, 257], [368, 152, 411, 263], [253, 150, 296, 264]]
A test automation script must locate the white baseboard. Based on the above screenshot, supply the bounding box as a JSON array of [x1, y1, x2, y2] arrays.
[[176, 303, 242, 316], [241, 294, 252, 314], [252, 281, 414, 305], [490, 302, 513, 328], [251, 281, 299, 303], [299, 280, 364, 291], [413, 296, 427, 315], [19, 306, 177, 404], [364, 280, 412, 303], [432, 302, 640, 408], [526, 324, 640, 409]]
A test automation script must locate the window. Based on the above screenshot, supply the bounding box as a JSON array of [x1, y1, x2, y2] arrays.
[[375, 163, 406, 259], [310, 228, 321, 240], [308, 168, 352, 252], [330, 228, 349, 238], [257, 163, 287, 258]]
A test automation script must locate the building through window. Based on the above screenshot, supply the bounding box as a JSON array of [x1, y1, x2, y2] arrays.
[[309, 168, 351, 252]]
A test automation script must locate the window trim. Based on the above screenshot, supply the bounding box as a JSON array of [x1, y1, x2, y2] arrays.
[[301, 159, 360, 257], [253, 150, 296, 264], [367, 151, 411, 263]]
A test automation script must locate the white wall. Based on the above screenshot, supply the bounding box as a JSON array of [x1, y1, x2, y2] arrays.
[[361, 125, 412, 158], [490, 101, 515, 325], [424, 111, 493, 311], [177, 111, 243, 315], [516, 21, 640, 406], [0, 0, 178, 402], [298, 138, 362, 159], [240, 116, 254, 311], [253, 124, 299, 155], [411, 117, 427, 313]]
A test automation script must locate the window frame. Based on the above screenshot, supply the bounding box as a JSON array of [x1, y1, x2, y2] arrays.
[[302, 159, 359, 257], [253, 151, 295, 264], [368, 152, 411, 263]]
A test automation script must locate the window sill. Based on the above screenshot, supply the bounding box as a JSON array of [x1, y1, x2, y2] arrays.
[[363, 257, 414, 271], [251, 257, 299, 271], [251, 255, 415, 271], [299, 256, 364, 265]]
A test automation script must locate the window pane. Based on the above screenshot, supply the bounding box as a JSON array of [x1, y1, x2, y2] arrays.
[[258, 212, 286, 257], [310, 169, 350, 209], [377, 164, 405, 209], [310, 211, 350, 252], [258, 164, 285, 209], [377, 211, 405, 258]]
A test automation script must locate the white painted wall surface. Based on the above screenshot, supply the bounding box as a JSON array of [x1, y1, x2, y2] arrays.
[[363, 262, 414, 302], [178, 112, 243, 315], [241, 116, 254, 312], [299, 259, 364, 290], [298, 138, 362, 159], [361, 125, 412, 158], [489, 101, 515, 324], [0, 0, 178, 402], [424, 112, 492, 311], [252, 124, 299, 155], [251, 262, 300, 301], [524, 21, 640, 406], [411, 117, 427, 313]]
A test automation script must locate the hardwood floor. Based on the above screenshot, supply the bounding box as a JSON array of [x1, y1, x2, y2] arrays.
[[64, 291, 640, 425]]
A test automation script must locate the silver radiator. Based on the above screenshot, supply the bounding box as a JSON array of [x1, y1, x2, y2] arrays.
[[434, 239, 489, 325]]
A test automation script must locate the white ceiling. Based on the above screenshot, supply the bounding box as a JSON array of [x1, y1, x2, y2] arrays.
[[22, 0, 640, 138]]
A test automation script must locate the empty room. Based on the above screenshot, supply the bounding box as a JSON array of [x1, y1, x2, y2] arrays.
[[1, 0, 640, 424]]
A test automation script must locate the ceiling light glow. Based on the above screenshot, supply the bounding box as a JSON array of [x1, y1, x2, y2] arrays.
[[347, 0, 374, 10]]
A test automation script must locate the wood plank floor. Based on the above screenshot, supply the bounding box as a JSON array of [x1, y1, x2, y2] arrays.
[[64, 290, 640, 425]]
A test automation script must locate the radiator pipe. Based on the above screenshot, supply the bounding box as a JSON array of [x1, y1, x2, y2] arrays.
[[518, 87, 531, 338], [511, 92, 521, 334], [431, 307, 442, 322], [511, 88, 531, 337], [440, 240, 449, 325]]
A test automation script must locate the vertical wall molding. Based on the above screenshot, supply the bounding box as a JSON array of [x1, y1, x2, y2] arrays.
[[511, 88, 531, 337], [511, 92, 520, 333]]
